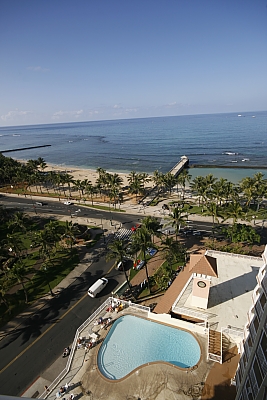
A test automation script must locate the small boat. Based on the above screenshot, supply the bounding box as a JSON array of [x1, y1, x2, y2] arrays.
[[223, 152, 238, 155], [242, 158, 250, 162], [238, 114, 242, 117]]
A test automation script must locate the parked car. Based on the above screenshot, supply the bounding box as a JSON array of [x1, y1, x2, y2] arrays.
[[116, 260, 126, 271], [131, 223, 141, 232], [145, 247, 157, 257], [192, 230, 201, 236], [133, 259, 145, 270]]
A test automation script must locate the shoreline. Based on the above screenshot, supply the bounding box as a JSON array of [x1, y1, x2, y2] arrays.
[[15, 158, 266, 187], [190, 164, 267, 169]]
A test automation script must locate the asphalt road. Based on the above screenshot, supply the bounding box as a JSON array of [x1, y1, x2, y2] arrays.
[[0, 247, 127, 396], [0, 195, 143, 230], [0, 196, 215, 395], [0, 195, 214, 233]]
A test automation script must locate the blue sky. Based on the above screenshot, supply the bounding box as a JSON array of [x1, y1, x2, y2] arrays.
[[1, 0, 266, 126]]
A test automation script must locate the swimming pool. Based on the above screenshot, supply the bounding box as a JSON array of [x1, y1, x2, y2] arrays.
[[97, 315, 201, 380]]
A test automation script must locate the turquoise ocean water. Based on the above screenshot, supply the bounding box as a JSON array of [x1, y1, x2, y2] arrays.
[[0, 111, 266, 183]]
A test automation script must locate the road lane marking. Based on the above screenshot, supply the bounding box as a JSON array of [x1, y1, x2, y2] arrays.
[[0, 292, 88, 375]]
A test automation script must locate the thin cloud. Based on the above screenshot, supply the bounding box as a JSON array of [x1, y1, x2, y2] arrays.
[[27, 66, 50, 72], [125, 108, 138, 113], [1, 109, 32, 121], [52, 109, 84, 120]]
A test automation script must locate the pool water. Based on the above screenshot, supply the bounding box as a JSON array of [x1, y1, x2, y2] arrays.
[[97, 315, 201, 380]]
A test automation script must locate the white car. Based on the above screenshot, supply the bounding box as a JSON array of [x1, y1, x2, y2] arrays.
[[64, 201, 72, 205]]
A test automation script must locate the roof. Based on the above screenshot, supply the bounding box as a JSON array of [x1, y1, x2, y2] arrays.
[[153, 262, 192, 314], [154, 249, 263, 331], [189, 252, 218, 277]]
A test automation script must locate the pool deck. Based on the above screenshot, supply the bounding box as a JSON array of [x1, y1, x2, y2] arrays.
[[36, 304, 239, 400]]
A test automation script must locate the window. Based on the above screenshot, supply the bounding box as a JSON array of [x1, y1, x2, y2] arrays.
[[197, 281, 206, 288], [253, 316, 259, 332], [260, 292, 266, 309], [260, 332, 266, 353], [253, 358, 263, 388]]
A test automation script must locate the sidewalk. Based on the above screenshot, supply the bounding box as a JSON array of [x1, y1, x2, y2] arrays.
[[0, 229, 104, 341]]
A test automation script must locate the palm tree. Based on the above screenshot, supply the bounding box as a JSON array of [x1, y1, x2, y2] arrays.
[[240, 177, 255, 207], [203, 201, 222, 238], [106, 173, 123, 208], [127, 172, 145, 201], [139, 172, 151, 192], [5, 234, 25, 260], [40, 262, 54, 296], [9, 261, 31, 304], [63, 173, 74, 198], [62, 220, 79, 248], [141, 215, 161, 243], [132, 226, 153, 294], [37, 157, 47, 172], [106, 240, 136, 299], [85, 183, 96, 205], [223, 200, 247, 242], [177, 169, 191, 199], [165, 207, 186, 240], [96, 168, 108, 200], [44, 220, 61, 249], [212, 178, 228, 206], [162, 172, 177, 195], [190, 176, 206, 207], [161, 236, 185, 273], [7, 211, 28, 233], [0, 281, 11, 313], [152, 170, 164, 194], [252, 172, 266, 212]]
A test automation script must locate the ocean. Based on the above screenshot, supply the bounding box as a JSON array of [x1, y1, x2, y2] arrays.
[[0, 111, 266, 183]]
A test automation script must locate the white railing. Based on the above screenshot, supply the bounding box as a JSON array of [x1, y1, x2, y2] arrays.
[[208, 353, 222, 363], [172, 275, 193, 309], [206, 250, 262, 262], [174, 306, 215, 321], [39, 297, 149, 399], [221, 326, 244, 339]]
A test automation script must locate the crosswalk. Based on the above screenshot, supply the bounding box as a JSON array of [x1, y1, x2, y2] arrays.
[[114, 228, 133, 241]]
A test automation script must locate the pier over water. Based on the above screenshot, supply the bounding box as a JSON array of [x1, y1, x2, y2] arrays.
[[142, 156, 189, 206], [169, 155, 189, 177]]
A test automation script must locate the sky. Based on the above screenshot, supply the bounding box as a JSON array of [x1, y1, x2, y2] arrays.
[[0, 0, 267, 127]]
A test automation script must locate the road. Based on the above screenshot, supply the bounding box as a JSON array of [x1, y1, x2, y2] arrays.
[[0, 245, 128, 396], [0, 195, 215, 395], [0, 195, 143, 230], [0, 195, 215, 234]]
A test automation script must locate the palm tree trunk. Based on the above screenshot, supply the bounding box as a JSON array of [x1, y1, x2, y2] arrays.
[[21, 281, 28, 303]]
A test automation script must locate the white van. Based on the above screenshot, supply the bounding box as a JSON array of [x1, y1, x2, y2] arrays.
[[87, 278, 108, 298]]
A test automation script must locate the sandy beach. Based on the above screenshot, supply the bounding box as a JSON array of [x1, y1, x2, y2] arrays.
[[17, 159, 137, 188]]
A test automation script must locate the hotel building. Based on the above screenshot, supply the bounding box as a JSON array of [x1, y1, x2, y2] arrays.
[[235, 246, 267, 400]]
